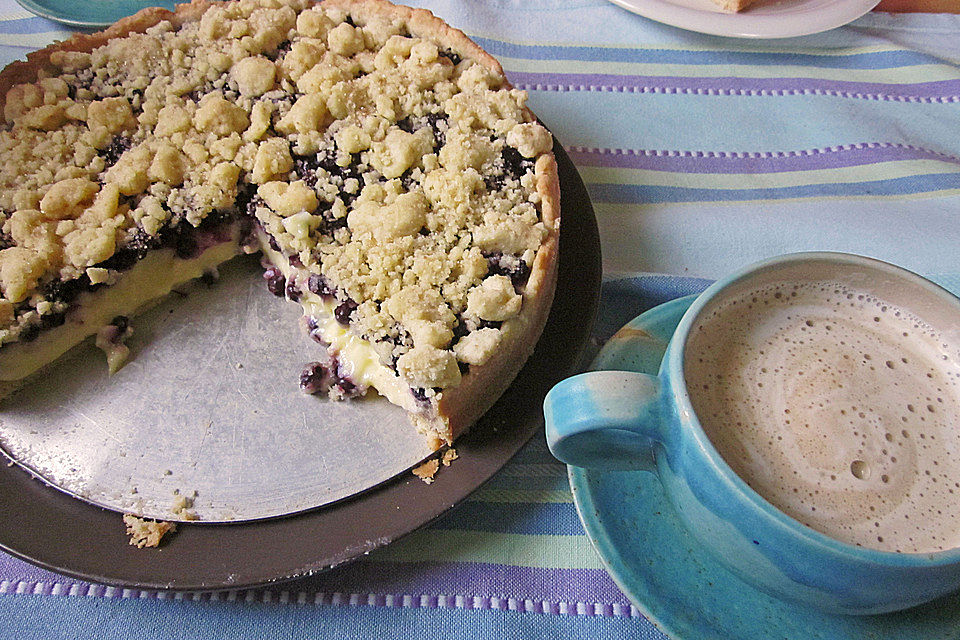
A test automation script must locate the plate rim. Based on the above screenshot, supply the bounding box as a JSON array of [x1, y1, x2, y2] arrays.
[[605, 0, 881, 39], [0, 140, 602, 591]]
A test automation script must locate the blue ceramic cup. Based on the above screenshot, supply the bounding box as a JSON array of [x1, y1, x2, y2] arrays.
[[544, 252, 960, 615]]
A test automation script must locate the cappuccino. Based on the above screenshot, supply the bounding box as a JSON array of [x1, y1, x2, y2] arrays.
[[685, 281, 960, 553]]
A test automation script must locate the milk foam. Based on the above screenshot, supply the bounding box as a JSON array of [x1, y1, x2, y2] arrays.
[[685, 282, 960, 553]]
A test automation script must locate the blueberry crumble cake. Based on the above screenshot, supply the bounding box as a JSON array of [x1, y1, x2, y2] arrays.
[[0, 0, 560, 447]]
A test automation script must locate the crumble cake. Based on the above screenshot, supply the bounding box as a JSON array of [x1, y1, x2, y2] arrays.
[[0, 0, 560, 447]]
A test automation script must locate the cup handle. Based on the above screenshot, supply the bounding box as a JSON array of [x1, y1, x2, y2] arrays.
[[544, 370, 662, 472]]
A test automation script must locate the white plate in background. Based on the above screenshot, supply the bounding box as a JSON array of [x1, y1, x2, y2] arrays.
[[607, 0, 881, 38]]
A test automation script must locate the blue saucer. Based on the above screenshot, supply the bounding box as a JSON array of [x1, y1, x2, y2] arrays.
[[15, 0, 176, 28], [569, 295, 960, 639]]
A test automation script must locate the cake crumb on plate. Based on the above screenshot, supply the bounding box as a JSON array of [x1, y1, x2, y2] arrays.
[[412, 459, 440, 484], [123, 514, 175, 548]]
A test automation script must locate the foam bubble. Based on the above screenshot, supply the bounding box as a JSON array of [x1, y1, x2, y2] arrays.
[[686, 281, 960, 553]]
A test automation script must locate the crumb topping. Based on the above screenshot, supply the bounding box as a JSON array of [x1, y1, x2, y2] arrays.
[[0, 0, 555, 394]]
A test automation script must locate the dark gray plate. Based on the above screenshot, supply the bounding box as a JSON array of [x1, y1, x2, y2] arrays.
[[0, 141, 601, 590]]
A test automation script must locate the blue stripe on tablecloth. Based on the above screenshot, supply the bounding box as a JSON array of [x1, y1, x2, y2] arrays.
[[587, 172, 960, 204], [471, 36, 953, 70]]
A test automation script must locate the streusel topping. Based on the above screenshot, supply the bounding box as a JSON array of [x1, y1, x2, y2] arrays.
[[0, 0, 554, 392]]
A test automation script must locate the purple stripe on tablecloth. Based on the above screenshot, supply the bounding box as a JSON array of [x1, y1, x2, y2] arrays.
[[0, 551, 632, 606], [508, 71, 960, 102], [1, 583, 644, 618], [566, 143, 960, 174]]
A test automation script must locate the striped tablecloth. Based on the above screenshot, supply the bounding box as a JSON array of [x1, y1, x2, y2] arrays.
[[2, 1, 960, 637]]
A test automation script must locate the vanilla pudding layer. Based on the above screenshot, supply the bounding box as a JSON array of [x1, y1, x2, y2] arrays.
[[258, 233, 430, 421], [0, 235, 242, 386], [685, 280, 960, 553]]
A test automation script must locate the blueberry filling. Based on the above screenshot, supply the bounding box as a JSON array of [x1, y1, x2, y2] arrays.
[[299, 358, 363, 399], [101, 234, 153, 272], [262, 266, 286, 296], [18, 323, 40, 343], [450, 315, 501, 346], [152, 209, 236, 261], [285, 276, 301, 302], [268, 39, 293, 61], [484, 251, 530, 287], [451, 317, 469, 344], [411, 387, 432, 406], [200, 270, 218, 287], [305, 318, 330, 346], [485, 145, 535, 191], [233, 182, 260, 218], [299, 361, 333, 394], [307, 274, 336, 299], [292, 147, 365, 207], [98, 136, 132, 169], [0, 231, 14, 251], [39, 311, 66, 329], [396, 113, 448, 150], [110, 315, 130, 335], [334, 299, 358, 325], [438, 49, 462, 65], [42, 275, 92, 306], [92, 315, 129, 347]]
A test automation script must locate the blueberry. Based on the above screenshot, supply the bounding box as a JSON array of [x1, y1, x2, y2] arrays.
[[233, 183, 260, 218], [263, 268, 286, 296], [174, 233, 199, 260], [98, 136, 131, 169], [334, 299, 358, 325], [40, 312, 65, 329], [95, 247, 141, 272], [299, 361, 331, 394], [43, 276, 90, 305], [285, 277, 301, 302], [111, 316, 130, 333], [485, 145, 535, 191], [307, 274, 335, 299], [410, 387, 432, 406], [438, 50, 462, 65], [19, 323, 40, 342], [294, 148, 365, 207], [484, 251, 530, 287]]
